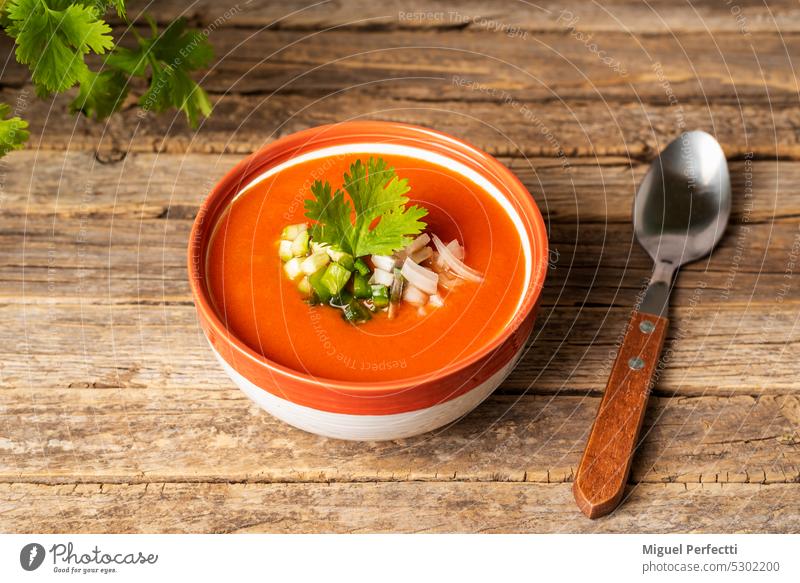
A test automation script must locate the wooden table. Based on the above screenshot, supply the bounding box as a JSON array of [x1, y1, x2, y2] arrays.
[[2, 0, 799, 533]]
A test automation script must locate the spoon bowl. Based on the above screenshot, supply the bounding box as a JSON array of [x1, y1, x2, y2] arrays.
[[634, 130, 731, 268]]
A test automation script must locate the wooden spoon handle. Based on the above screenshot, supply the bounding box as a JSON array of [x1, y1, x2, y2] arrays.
[[573, 311, 668, 519]]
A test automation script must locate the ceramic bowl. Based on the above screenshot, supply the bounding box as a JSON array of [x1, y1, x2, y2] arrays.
[[188, 121, 547, 440]]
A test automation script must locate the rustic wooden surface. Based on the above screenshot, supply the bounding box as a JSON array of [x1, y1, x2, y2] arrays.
[[1, 0, 800, 533]]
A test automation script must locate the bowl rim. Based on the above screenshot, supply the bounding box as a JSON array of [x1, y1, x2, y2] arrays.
[[188, 121, 548, 392]]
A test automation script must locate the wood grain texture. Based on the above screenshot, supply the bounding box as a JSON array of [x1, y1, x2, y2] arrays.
[[1, 388, 798, 485], [2, 301, 800, 396], [1, 482, 798, 533], [131, 0, 800, 33], [574, 313, 669, 518], [3, 0, 800, 533]]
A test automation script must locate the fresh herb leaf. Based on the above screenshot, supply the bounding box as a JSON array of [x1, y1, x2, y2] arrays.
[[5, 0, 115, 95], [70, 68, 129, 120], [107, 17, 214, 128], [304, 157, 428, 257], [0, 102, 28, 156]]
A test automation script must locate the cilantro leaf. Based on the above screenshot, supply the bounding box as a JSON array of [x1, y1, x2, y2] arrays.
[[106, 17, 214, 128], [0, 103, 29, 156], [69, 68, 129, 120], [5, 0, 115, 94], [304, 157, 428, 257]]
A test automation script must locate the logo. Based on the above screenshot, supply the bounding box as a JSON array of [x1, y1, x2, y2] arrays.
[[20, 543, 46, 571]]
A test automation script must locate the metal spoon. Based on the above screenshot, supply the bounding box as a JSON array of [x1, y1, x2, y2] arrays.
[[573, 131, 731, 518]]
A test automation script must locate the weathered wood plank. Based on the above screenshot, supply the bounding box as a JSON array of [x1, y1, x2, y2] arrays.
[[139, 0, 800, 34], [1, 481, 797, 533], [0, 151, 787, 223], [3, 208, 798, 307], [1, 302, 799, 396], [5, 86, 795, 160], [4, 75, 797, 162], [1, 386, 797, 485]]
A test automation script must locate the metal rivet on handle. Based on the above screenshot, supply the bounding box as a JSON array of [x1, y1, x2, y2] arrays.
[[628, 357, 645, 370], [639, 320, 656, 333]]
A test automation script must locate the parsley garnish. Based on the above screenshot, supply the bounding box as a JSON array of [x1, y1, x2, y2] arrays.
[[0, 1, 214, 159], [0, 103, 29, 156], [304, 157, 428, 257]]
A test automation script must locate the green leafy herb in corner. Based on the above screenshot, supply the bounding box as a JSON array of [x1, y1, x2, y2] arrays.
[[304, 157, 428, 258], [0, 103, 28, 156], [0, 0, 215, 159]]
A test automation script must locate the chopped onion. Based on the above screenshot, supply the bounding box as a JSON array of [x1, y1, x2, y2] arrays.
[[405, 233, 430, 254], [431, 235, 483, 283], [403, 284, 428, 306], [400, 257, 438, 295], [371, 255, 396, 272], [428, 293, 444, 308], [369, 268, 394, 287], [409, 245, 433, 264], [447, 239, 464, 260], [437, 271, 462, 290]]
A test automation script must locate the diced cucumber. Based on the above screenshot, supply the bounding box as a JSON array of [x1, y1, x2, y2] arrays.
[[309, 269, 332, 303], [281, 223, 307, 241], [301, 252, 330, 275], [278, 240, 293, 262], [352, 273, 371, 299], [297, 276, 311, 295], [371, 284, 389, 308], [321, 263, 352, 296], [283, 257, 303, 280], [342, 300, 371, 323], [290, 230, 309, 256], [328, 248, 354, 271], [310, 241, 329, 254], [354, 258, 370, 276]]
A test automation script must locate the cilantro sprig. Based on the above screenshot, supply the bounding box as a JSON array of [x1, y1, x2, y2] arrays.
[[304, 157, 428, 258], [0, 0, 214, 158], [0, 103, 29, 156]]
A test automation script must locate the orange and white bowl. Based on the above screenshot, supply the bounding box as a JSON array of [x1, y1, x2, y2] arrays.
[[188, 122, 548, 441]]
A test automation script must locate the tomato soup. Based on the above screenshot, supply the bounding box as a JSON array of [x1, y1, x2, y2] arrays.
[[205, 152, 527, 382]]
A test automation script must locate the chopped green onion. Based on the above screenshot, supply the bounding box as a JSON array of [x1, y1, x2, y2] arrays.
[[371, 284, 389, 308], [297, 276, 312, 295], [342, 299, 371, 323], [352, 272, 371, 299], [321, 263, 352, 296], [301, 252, 330, 275], [281, 223, 307, 241], [290, 230, 309, 256], [328, 248, 354, 271], [310, 241, 329, 254], [278, 240, 293, 262], [309, 269, 332, 303], [283, 257, 303, 280], [354, 257, 370, 276]]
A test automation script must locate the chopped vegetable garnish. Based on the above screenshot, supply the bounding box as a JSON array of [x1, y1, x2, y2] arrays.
[[352, 273, 372, 299], [309, 269, 332, 303], [301, 252, 330, 275], [400, 257, 438, 295], [276, 158, 483, 323], [354, 258, 371, 276], [369, 268, 394, 287], [321, 263, 352, 296], [431, 234, 483, 282], [371, 255, 396, 272], [371, 284, 390, 308], [284, 257, 303, 280]]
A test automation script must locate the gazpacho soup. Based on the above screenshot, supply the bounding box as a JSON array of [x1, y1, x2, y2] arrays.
[[205, 148, 528, 382]]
